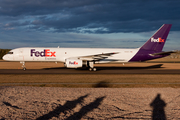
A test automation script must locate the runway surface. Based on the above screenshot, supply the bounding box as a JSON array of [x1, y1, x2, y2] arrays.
[[2, 82, 180, 86], [0, 66, 180, 74]]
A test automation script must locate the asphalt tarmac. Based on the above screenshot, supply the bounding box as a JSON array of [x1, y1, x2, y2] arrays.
[[0, 64, 180, 74]]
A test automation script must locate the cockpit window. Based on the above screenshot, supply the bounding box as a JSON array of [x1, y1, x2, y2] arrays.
[[7, 52, 13, 54]]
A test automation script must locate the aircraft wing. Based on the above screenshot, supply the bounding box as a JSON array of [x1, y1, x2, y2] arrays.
[[150, 51, 176, 56], [76, 52, 119, 61]]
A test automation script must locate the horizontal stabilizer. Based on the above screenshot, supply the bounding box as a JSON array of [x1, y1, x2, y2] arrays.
[[149, 51, 176, 56]]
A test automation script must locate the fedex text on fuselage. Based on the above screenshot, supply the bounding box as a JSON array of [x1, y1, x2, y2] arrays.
[[30, 49, 56, 57]]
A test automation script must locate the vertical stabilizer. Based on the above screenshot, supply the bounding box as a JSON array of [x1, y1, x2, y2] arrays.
[[140, 24, 172, 52]]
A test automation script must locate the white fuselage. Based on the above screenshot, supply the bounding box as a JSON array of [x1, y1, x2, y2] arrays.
[[3, 47, 139, 63]]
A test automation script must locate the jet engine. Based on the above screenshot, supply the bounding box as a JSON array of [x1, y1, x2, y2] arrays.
[[65, 59, 83, 68]]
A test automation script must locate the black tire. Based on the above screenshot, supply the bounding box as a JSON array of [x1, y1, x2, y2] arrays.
[[23, 67, 26, 71]]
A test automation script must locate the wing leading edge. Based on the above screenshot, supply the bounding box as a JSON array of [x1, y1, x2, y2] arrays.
[[69, 52, 119, 61]]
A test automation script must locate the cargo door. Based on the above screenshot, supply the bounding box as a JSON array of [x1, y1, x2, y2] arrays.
[[19, 49, 24, 61]]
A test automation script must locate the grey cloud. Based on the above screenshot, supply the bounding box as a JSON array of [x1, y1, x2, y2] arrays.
[[0, 0, 101, 16], [1, 0, 180, 33]]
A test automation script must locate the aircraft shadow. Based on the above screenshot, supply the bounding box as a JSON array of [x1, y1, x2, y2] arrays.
[[91, 64, 164, 71], [43, 67, 67, 70], [43, 64, 163, 71]]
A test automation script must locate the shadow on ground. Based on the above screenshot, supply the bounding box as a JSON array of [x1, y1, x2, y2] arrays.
[[93, 81, 110, 88], [3, 102, 21, 109], [43, 67, 67, 70], [109, 93, 167, 119], [150, 94, 167, 120], [43, 64, 164, 71], [36, 94, 105, 120]]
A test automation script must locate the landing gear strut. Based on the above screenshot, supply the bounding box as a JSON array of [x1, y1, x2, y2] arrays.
[[87, 61, 96, 71], [20, 61, 26, 71]]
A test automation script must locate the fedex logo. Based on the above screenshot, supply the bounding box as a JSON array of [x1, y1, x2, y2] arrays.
[[69, 61, 78, 65], [31, 49, 56, 57], [151, 37, 164, 42]]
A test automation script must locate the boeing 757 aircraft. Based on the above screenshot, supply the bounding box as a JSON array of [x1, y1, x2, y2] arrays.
[[3, 24, 175, 71]]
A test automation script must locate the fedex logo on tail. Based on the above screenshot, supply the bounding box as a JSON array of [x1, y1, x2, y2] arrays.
[[31, 49, 56, 57], [151, 37, 164, 42]]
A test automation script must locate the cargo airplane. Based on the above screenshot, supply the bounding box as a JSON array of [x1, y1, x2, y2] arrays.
[[3, 24, 175, 71]]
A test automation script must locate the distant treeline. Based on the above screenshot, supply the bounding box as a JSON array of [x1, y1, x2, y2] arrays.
[[0, 49, 11, 59]]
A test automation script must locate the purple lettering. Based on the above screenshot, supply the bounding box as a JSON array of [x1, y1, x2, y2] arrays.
[[35, 51, 39, 57], [40, 50, 45, 57], [31, 49, 35, 56], [30, 49, 56, 57]]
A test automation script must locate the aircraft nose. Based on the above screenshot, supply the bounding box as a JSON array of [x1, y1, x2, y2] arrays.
[[2, 55, 8, 60]]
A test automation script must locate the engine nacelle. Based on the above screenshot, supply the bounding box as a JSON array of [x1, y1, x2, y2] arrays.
[[65, 59, 83, 68]]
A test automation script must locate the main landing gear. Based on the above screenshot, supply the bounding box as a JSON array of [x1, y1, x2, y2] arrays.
[[20, 61, 26, 71], [87, 61, 96, 71], [89, 67, 96, 71]]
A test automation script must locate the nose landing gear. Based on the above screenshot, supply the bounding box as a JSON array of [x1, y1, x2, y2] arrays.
[[23, 67, 26, 71], [20, 61, 26, 71]]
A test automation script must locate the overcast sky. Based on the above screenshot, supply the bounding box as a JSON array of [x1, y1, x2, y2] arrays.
[[0, 0, 180, 50]]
